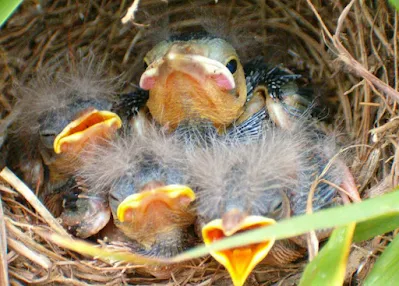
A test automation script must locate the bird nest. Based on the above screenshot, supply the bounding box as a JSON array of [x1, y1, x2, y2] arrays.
[[0, 0, 398, 285]]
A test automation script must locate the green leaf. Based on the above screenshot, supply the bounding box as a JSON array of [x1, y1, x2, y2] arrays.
[[0, 0, 23, 27], [353, 213, 399, 242], [299, 223, 355, 286], [364, 233, 399, 286], [389, 0, 399, 11]]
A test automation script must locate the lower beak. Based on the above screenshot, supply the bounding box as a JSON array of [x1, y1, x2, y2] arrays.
[[53, 110, 122, 154], [202, 216, 276, 286], [116, 184, 195, 223]]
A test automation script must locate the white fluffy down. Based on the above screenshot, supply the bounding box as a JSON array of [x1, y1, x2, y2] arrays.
[[13, 54, 120, 140], [79, 117, 345, 218], [78, 122, 188, 195], [186, 121, 344, 219]]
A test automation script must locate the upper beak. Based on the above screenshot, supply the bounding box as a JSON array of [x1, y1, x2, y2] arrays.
[[202, 213, 276, 286], [139, 50, 235, 91], [53, 109, 122, 154], [117, 184, 196, 223]]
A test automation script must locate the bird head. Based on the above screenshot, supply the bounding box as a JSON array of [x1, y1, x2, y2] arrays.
[[79, 118, 196, 255], [14, 57, 122, 176], [39, 98, 122, 156], [186, 123, 309, 286], [139, 37, 247, 130]]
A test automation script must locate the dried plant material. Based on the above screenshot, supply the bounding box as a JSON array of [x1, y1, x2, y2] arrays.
[[122, 0, 142, 24], [5, 220, 66, 261], [0, 196, 8, 286], [0, 167, 68, 236], [7, 237, 52, 269]]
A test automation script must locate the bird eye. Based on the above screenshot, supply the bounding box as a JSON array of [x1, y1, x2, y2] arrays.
[[39, 131, 57, 149], [226, 59, 238, 74], [269, 199, 284, 219], [273, 202, 283, 212], [270, 192, 291, 220]]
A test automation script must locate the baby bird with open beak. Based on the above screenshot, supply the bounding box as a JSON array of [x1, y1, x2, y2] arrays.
[[186, 121, 358, 286], [137, 35, 313, 133], [78, 117, 196, 277], [10, 58, 122, 237]]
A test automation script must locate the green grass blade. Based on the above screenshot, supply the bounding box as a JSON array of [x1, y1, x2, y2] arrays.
[[389, 0, 399, 11], [299, 223, 355, 286], [0, 0, 23, 27], [353, 213, 399, 242], [178, 190, 399, 260], [364, 233, 399, 286]]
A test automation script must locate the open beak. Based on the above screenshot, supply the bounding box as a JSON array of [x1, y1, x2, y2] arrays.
[[117, 184, 195, 223], [202, 215, 276, 286], [53, 110, 122, 154], [140, 52, 235, 91]]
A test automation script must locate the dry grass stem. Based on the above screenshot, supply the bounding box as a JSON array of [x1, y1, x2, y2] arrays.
[[0, 167, 68, 236], [7, 237, 52, 270], [0, 195, 9, 286]]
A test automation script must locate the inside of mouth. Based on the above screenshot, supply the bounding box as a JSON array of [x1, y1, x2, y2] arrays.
[[117, 188, 196, 238], [204, 222, 275, 286], [117, 186, 195, 223], [63, 112, 118, 137], [204, 222, 274, 263], [122, 199, 173, 224], [206, 222, 271, 244], [54, 111, 121, 154]]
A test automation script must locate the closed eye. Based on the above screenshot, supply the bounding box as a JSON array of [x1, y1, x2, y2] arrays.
[[39, 131, 57, 149]]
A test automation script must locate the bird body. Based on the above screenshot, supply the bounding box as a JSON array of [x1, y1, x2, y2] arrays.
[[10, 57, 122, 237], [133, 35, 317, 134], [78, 117, 197, 265], [186, 121, 357, 286]]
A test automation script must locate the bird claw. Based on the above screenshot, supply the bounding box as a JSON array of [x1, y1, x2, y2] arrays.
[[61, 188, 81, 210], [60, 193, 111, 238]]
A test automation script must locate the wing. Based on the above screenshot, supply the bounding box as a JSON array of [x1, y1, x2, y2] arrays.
[[244, 57, 324, 122]]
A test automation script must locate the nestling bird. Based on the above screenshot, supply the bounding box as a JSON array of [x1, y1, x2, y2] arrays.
[[186, 121, 359, 286], [10, 57, 123, 238], [135, 35, 315, 132], [78, 116, 196, 278]]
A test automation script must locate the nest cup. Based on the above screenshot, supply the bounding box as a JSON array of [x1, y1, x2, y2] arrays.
[[0, 0, 398, 285]]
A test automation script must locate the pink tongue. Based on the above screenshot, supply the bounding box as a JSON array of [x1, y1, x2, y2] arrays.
[[212, 74, 235, 90]]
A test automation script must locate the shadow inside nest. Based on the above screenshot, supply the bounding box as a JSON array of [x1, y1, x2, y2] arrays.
[[1, 0, 399, 286]]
